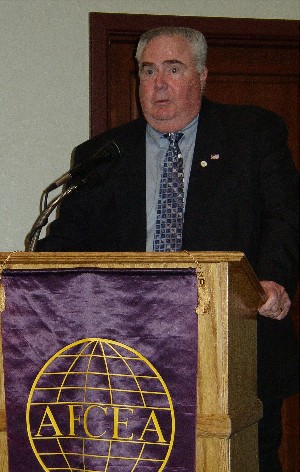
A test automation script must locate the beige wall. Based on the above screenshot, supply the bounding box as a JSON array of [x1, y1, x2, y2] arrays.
[[1, 0, 299, 251]]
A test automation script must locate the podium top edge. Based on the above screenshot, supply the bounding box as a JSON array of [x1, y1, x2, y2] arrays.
[[1, 251, 247, 268], [0, 251, 264, 301], [0, 252, 259, 282]]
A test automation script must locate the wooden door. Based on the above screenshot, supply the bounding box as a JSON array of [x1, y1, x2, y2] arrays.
[[89, 13, 299, 472]]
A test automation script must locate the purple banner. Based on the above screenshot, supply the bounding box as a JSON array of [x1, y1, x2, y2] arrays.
[[2, 268, 198, 472]]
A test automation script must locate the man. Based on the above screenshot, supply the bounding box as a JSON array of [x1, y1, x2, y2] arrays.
[[36, 27, 299, 471]]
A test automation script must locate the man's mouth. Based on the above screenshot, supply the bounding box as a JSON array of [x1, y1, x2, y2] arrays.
[[154, 99, 170, 105]]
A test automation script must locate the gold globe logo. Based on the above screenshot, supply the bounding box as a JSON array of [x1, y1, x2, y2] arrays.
[[26, 338, 175, 471]]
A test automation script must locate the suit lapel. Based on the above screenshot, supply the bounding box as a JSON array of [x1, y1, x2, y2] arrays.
[[113, 119, 147, 251], [184, 98, 229, 244]]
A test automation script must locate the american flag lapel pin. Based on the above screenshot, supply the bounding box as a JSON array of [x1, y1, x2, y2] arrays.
[[200, 154, 220, 168]]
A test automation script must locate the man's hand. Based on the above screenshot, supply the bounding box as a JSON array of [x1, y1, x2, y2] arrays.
[[258, 281, 291, 320]]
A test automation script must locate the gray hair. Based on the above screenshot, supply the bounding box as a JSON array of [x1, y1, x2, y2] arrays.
[[136, 26, 208, 73]]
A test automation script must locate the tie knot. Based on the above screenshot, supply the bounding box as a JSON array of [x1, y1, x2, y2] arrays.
[[163, 132, 184, 146]]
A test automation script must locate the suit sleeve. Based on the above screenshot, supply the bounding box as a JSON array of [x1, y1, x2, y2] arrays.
[[254, 111, 299, 298]]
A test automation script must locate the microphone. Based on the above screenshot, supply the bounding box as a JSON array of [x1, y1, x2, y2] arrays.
[[46, 140, 121, 192]]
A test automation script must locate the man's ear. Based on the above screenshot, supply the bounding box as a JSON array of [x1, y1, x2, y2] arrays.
[[200, 66, 208, 93]]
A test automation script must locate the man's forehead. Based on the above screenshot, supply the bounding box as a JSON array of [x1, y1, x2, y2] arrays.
[[142, 34, 191, 53], [140, 36, 194, 66]]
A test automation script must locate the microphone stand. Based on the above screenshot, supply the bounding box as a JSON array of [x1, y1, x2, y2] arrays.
[[26, 141, 122, 252], [26, 179, 85, 252]]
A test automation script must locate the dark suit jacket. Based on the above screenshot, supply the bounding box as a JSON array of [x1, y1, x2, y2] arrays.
[[37, 97, 299, 399]]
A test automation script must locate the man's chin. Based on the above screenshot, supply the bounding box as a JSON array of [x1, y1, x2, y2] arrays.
[[146, 116, 181, 133], [148, 110, 176, 124]]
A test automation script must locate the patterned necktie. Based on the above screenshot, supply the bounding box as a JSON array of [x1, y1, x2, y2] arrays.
[[153, 132, 184, 252]]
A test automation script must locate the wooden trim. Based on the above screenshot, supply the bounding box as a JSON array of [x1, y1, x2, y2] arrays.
[[197, 399, 263, 438], [1, 250, 248, 266], [0, 411, 5, 432], [0, 251, 262, 287]]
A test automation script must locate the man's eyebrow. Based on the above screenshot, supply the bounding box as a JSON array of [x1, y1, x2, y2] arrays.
[[140, 59, 185, 68], [163, 59, 185, 66], [140, 61, 155, 68]]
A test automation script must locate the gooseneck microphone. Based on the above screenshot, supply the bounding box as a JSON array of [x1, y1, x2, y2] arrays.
[[46, 140, 122, 192], [26, 140, 122, 251]]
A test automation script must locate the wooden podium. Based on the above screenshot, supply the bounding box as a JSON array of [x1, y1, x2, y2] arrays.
[[0, 251, 265, 472]]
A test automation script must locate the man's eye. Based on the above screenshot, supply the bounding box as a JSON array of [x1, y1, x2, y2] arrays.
[[143, 68, 155, 76], [168, 64, 186, 75]]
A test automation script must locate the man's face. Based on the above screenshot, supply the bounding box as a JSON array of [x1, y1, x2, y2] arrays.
[[139, 34, 207, 133]]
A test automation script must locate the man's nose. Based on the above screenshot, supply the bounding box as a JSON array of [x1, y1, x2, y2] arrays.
[[154, 71, 168, 90]]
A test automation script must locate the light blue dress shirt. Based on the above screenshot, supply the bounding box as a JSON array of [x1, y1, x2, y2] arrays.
[[146, 115, 199, 251]]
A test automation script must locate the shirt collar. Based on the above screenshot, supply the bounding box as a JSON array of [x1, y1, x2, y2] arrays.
[[146, 114, 199, 149]]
